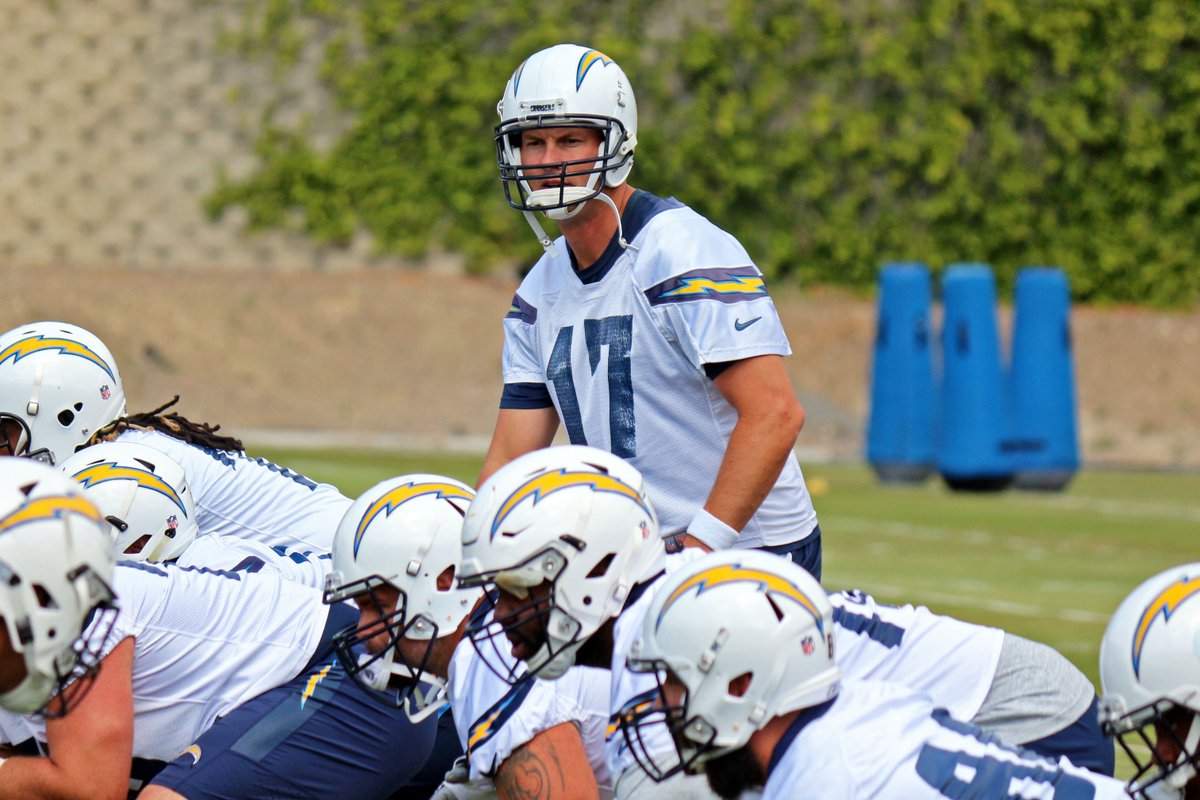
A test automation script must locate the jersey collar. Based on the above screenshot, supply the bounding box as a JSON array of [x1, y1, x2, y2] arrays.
[[767, 697, 836, 777], [569, 190, 682, 285]]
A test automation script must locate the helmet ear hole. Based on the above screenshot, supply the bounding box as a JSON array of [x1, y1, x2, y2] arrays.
[[124, 535, 151, 555], [586, 553, 616, 579], [727, 672, 753, 698], [57, 410, 75, 426], [32, 584, 57, 610]]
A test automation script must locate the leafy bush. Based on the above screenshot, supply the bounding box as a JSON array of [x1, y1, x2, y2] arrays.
[[208, 0, 1200, 305]]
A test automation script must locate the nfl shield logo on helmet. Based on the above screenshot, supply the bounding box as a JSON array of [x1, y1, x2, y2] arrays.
[[802, 636, 815, 655]]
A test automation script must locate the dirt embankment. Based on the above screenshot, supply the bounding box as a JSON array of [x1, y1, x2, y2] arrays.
[[8, 264, 1199, 469]]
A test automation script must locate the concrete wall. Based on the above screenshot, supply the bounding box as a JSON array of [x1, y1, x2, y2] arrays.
[[1, 0, 410, 273]]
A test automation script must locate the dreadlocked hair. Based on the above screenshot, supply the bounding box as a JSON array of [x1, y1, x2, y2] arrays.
[[90, 396, 244, 453]]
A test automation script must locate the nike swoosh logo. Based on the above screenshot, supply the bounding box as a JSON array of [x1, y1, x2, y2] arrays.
[[734, 317, 762, 331]]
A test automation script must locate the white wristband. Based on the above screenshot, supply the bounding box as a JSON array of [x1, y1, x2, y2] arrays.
[[685, 509, 739, 550]]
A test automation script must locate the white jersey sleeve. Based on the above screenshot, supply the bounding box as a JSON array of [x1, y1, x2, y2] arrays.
[[116, 429, 350, 553], [632, 210, 790, 368], [175, 533, 331, 590], [765, 680, 1129, 800], [448, 615, 612, 792], [830, 590, 1004, 722], [91, 562, 325, 761]]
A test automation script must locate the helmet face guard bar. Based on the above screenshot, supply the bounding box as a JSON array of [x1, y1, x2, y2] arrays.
[[0, 414, 52, 463], [620, 660, 718, 781], [1102, 699, 1199, 798], [462, 582, 563, 687], [326, 577, 439, 712], [460, 547, 576, 686], [40, 593, 120, 719], [494, 115, 633, 213]]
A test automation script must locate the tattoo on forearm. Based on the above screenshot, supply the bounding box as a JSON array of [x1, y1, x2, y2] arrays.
[[496, 736, 567, 800]]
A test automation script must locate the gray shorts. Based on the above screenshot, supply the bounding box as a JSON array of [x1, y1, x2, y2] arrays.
[[970, 632, 1097, 745]]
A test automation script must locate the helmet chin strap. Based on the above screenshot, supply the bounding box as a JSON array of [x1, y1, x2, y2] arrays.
[[522, 187, 639, 254]]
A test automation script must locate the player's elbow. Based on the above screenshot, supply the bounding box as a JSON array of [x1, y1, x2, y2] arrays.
[[769, 397, 806, 442]]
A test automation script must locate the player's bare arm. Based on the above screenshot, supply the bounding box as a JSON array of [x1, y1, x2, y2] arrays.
[[0, 637, 134, 800], [478, 406, 560, 487], [682, 354, 804, 549], [494, 721, 600, 800]]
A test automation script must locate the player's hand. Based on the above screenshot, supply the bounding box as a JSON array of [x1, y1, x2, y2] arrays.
[[678, 533, 713, 552]]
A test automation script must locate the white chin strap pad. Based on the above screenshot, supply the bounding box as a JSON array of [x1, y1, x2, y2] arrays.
[[527, 187, 594, 219]]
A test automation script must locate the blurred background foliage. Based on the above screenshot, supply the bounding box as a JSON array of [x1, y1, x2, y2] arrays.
[[205, 0, 1200, 305]]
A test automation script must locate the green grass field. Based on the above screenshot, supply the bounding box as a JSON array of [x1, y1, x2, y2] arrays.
[[253, 446, 1200, 780]]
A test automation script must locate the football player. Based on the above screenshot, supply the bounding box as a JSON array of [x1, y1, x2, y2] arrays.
[[619, 549, 1130, 800], [460, 444, 1114, 797], [0, 533, 439, 798], [323, 474, 612, 799], [478, 43, 821, 575], [829, 588, 1113, 774], [0, 320, 349, 553], [0, 459, 115, 719], [1099, 563, 1200, 800], [59, 440, 328, 587]]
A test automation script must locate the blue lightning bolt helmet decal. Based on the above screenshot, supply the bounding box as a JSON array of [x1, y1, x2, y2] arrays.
[[1131, 574, 1200, 678], [354, 481, 474, 558], [0, 334, 116, 380], [656, 563, 823, 634], [69, 461, 188, 517], [490, 469, 650, 541]]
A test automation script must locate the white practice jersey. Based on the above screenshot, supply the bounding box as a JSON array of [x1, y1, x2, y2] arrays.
[[8, 561, 326, 761], [501, 191, 817, 547], [830, 590, 1005, 722], [764, 679, 1127, 800], [117, 428, 350, 552], [449, 606, 612, 794], [178, 533, 331, 590], [608, 549, 708, 781]]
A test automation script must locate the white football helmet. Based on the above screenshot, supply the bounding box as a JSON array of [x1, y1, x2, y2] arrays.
[[495, 44, 638, 248], [0, 458, 117, 715], [59, 441, 200, 563], [620, 549, 840, 779], [1100, 563, 1200, 799], [325, 474, 480, 721], [460, 445, 663, 682], [0, 321, 126, 466]]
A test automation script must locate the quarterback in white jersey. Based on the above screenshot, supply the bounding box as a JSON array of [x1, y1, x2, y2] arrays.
[[325, 474, 612, 798], [480, 44, 820, 573], [0, 320, 350, 554], [620, 550, 1130, 800]]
